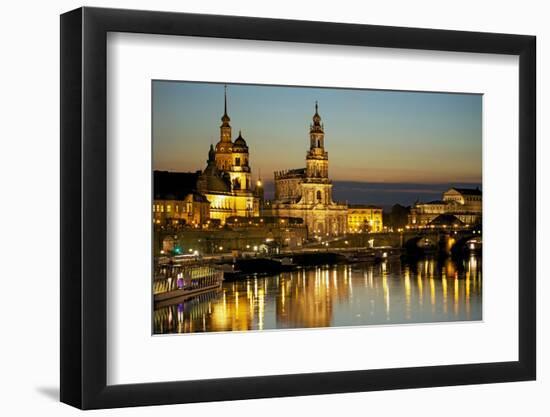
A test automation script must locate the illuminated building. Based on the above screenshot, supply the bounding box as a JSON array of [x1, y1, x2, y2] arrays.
[[153, 92, 387, 233], [408, 187, 482, 227], [347, 205, 383, 232], [152, 193, 210, 226], [196, 86, 261, 224], [266, 103, 348, 237], [442, 187, 482, 212], [152, 171, 210, 226]]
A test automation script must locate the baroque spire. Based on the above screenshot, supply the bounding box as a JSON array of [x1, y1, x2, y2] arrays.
[[221, 84, 230, 126], [311, 100, 323, 130]]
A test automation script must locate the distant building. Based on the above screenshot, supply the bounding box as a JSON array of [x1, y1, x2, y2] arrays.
[[408, 200, 447, 226], [153, 193, 210, 227], [443, 187, 482, 213], [153, 171, 211, 226], [408, 187, 482, 227], [265, 103, 348, 237], [347, 205, 383, 233]]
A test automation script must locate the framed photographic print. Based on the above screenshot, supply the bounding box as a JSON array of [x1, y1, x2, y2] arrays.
[[60, 6, 536, 409]]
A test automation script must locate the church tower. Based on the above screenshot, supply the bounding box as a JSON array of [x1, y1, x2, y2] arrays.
[[215, 85, 233, 171], [228, 130, 251, 192], [303, 102, 333, 207], [269, 101, 347, 237], [306, 101, 329, 180]]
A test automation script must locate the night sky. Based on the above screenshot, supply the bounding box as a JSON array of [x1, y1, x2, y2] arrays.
[[153, 81, 482, 207]]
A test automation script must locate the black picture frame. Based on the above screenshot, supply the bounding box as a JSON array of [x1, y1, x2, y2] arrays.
[[60, 6, 536, 410]]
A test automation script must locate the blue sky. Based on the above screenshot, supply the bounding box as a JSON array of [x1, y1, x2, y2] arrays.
[[153, 81, 482, 206]]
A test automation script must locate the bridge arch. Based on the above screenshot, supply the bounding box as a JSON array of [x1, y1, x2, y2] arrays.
[[449, 234, 478, 256], [403, 235, 437, 254], [369, 236, 397, 247]]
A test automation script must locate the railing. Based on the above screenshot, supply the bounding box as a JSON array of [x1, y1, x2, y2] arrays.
[[154, 264, 224, 296]]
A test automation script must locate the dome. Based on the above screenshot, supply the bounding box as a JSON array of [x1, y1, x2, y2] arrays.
[[198, 161, 231, 193], [205, 174, 231, 193], [232, 131, 248, 151]]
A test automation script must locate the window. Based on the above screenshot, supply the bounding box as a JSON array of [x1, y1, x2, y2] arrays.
[[235, 157, 241, 166], [316, 190, 322, 202]]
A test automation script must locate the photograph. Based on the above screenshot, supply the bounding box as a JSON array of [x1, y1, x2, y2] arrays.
[[1, 0, 540, 413], [152, 81, 483, 334]]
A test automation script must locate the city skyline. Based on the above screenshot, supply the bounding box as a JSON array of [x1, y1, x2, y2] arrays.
[[152, 80, 483, 333], [153, 81, 482, 206]]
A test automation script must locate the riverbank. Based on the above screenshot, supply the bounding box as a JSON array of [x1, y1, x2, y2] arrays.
[[221, 248, 402, 280]]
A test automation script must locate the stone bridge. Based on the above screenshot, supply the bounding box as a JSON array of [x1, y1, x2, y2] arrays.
[[365, 229, 480, 255], [155, 224, 480, 258]]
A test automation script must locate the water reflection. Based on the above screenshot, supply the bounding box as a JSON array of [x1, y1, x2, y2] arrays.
[[154, 255, 482, 334]]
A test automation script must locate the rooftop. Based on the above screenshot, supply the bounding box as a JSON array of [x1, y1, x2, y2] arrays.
[[275, 168, 306, 179], [429, 213, 464, 226], [153, 170, 200, 200], [417, 200, 446, 205], [448, 187, 482, 196], [348, 204, 383, 210]]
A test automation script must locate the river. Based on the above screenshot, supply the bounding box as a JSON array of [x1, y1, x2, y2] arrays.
[[154, 255, 482, 334]]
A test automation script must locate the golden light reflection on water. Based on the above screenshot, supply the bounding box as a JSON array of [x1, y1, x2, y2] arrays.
[[154, 256, 483, 334], [430, 276, 436, 311], [454, 277, 459, 316], [404, 267, 411, 320]]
